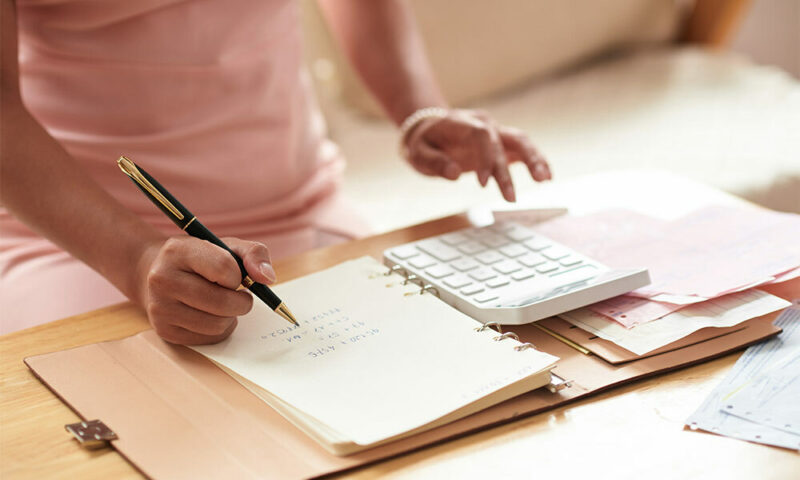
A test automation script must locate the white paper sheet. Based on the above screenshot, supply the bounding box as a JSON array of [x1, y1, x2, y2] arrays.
[[466, 206, 568, 227], [559, 290, 791, 355], [724, 349, 800, 436], [685, 305, 800, 451], [192, 257, 558, 446]]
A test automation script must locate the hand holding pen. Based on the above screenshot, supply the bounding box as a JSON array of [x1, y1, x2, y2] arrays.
[[118, 156, 297, 345]]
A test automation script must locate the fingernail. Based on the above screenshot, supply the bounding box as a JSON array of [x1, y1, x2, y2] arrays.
[[507, 189, 517, 203], [259, 262, 277, 283], [444, 164, 460, 179]]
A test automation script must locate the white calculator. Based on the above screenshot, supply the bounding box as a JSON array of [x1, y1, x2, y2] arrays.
[[383, 222, 650, 325]]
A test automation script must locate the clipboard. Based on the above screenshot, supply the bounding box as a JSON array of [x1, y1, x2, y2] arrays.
[[24, 281, 786, 480]]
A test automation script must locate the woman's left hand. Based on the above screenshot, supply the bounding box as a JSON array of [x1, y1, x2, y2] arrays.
[[402, 109, 552, 202]]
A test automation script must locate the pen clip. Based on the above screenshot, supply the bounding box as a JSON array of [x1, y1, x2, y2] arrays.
[[117, 156, 184, 220]]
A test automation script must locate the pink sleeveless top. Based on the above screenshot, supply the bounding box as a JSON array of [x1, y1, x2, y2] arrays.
[[6, 0, 361, 257]]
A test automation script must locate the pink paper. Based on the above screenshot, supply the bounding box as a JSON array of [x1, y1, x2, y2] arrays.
[[535, 206, 800, 324]]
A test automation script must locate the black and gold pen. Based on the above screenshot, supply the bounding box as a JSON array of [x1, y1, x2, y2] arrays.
[[117, 156, 298, 326]]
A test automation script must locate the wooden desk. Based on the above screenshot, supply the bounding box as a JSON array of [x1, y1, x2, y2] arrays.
[[3, 187, 800, 479]]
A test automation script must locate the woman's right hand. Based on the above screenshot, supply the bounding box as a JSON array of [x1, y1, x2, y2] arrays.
[[136, 236, 276, 345]]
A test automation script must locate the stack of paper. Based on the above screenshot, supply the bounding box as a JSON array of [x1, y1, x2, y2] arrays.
[[535, 206, 800, 328], [685, 304, 800, 451], [559, 290, 791, 355]]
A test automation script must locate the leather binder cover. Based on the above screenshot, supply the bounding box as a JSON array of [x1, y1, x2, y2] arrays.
[[24, 310, 781, 480]]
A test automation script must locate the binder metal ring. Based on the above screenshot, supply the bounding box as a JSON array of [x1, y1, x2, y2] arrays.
[[405, 283, 441, 297], [402, 274, 419, 286], [420, 284, 440, 297], [546, 373, 574, 393], [385, 265, 406, 277], [493, 332, 520, 342], [474, 322, 502, 333], [514, 342, 537, 351]]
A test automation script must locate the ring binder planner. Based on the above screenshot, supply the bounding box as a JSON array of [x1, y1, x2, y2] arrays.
[[181, 257, 563, 455]]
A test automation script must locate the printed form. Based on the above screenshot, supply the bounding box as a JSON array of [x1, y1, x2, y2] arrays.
[[685, 305, 800, 450]]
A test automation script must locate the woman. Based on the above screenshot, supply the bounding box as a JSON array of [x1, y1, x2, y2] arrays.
[[0, 0, 551, 343]]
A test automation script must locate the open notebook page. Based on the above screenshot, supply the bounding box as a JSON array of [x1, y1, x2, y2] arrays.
[[192, 257, 558, 449]]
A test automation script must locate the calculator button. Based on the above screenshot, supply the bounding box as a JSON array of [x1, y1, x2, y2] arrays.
[[523, 238, 551, 251], [542, 246, 570, 261], [408, 255, 436, 269], [469, 268, 498, 282], [451, 258, 480, 272], [425, 265, 454, 279], [511, 269, 536, 281], [443, 275, 472, 289], [480, 234, 509, 248], [559, 256, 582, 267], [460, 284, 485, 296], [475, 250, 504, 265], [499, 244, 528, 258], [535, 262, 559, 273], [473, 292, 500, 303], [518, 253, 547, 267], [389, 245, 419, 260], [458, 241, 486, 255], [493, 260, 522, 275], [466, 228, 497, 240], [486, 277, 510, 288], [439, 232, 469, 245], [505, 226, 535, 242], [416, 239, 461, 262], [489, 222, 515, 233]]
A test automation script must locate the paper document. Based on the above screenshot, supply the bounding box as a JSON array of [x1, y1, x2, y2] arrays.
[[587, 295, 685, 328], [536, 206, 800, 323], [192, 257, 558, 450], [724, 350, 800, 436], [466, 206, 567, 227], [685, 304, 800, 451], [559, 290, 790, 355]]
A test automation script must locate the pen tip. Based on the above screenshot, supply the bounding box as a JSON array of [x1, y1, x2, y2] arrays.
[[275, 303, 299, 326]]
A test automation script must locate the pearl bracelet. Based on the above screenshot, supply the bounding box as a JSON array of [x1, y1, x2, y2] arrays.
[[398, 107, 449, 157]]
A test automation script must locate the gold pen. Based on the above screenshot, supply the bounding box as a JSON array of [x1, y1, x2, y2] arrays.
[[117, 156, 298, 327]]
